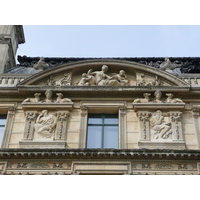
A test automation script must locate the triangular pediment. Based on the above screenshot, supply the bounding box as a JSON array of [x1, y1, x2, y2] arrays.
[[18, 59, 189, 87]]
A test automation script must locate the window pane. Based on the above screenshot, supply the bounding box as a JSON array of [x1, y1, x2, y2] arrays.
[[0, 119, 6, 125], [0, 115, 6, 147], [103, 126, 118, 148], [0, 127, 5, 147], [104, 114, 118, 124], [87, 126, 102, 148], [88, 115, 102, 124]]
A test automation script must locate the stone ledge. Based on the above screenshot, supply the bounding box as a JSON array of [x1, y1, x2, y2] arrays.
[[138, 141, 186, 150], [133, 103, 185, 111], [22, 103, 73, 110], [19, 141, 67, 149]]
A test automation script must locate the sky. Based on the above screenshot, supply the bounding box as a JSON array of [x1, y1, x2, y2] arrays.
[[17, 25, 200, 60]]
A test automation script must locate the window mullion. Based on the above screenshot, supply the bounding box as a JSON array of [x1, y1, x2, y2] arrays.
[[102, 115, 105, 148]]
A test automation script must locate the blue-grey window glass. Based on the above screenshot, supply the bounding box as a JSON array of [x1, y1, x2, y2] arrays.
[[0, 115, 7, 147], [86, 114, 118, 149]]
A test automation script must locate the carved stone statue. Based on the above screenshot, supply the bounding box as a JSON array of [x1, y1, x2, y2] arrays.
[[165, 93, 183, 103], [33, 57, 49, 71], [55, 93, 72, 103], [153, 90, 162, 103], [34, 110, 57, 138], [150, 110, 172, 139], [159, 57, 181, 73], [112, 70, 130, 86], [23, 93, 41, 103], [88, 65, 115, 86], [44, 90, 53, 103], [133, 93, 151, 103], [78, 72, 94, 86]]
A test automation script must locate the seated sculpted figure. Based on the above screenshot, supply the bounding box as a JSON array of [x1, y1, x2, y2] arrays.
[[150, 110, 172, 139], [88, 65, 120, 86], [34, 110, 57, 138], [113, 70, 130, 86]]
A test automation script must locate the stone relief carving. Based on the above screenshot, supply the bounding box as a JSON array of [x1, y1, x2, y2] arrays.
[[138, 112, 151, 140], [150, 110, 172, 140], [34, 110, 57, 138], [33, 57, 50, 71], [24, 111, 39, 139], [137, 74, 162, 86], [55, 111, 70, 140], [46, 73, 72, 86], [22, 90, 72, 104], [170, 112, 182, 140], [77, 65, 130, 86]]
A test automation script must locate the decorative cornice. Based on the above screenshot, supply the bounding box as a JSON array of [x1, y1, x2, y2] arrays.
[[0, 148, 200, 160]]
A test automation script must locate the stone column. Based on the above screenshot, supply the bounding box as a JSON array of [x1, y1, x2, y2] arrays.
[[79, 106, 88, 148], [1, 107, 16, 148], [170, 111, 183, 141], [119, 106, 127, 149], [192, 108, 200, 148], [137, 111, 151, 141], [23, 111, 38, 140], [55, 111, 70, 140]]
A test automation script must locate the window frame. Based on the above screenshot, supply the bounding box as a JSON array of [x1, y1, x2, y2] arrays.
[[79, 101, 127, 149], [86, 114, 119, 149], [0, 114, 7, 147], [0, 103, 16, 148]]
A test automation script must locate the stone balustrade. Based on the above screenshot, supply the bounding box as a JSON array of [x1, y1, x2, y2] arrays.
[[0, 75, 29, 86]]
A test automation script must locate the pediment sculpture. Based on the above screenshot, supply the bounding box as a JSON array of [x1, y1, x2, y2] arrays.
[[77, 65, 130, 86], [137, 74, 162, 86]]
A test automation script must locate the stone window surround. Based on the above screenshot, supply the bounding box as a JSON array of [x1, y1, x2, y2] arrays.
[[79, 101, 127, 149], [0, 103, 17, 148]]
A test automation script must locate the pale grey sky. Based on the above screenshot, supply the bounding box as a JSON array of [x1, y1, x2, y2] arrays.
[[17, 25, 200, 59]]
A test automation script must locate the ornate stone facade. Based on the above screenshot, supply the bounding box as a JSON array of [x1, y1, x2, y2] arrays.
[[1, 25, 200, 175]]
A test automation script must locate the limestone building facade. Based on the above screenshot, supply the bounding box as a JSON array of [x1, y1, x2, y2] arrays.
[[1, 25, 200, 175]]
